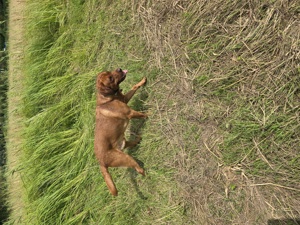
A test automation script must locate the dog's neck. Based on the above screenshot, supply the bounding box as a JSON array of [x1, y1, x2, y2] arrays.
[[99, 86, 119, 97], [97, 93, 112, 104], [97, 89, 122, 105]]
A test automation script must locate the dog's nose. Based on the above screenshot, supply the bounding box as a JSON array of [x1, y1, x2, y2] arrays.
[[116, 68, 122, 72]]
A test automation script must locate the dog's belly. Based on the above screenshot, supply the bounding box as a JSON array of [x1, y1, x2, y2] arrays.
[[123, 120, 129, 129], [116, 120, 129, 150], [95, 114, 130, 151]]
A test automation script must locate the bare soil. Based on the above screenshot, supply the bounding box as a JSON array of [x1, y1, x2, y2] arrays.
[[6, 0, 26, 223]]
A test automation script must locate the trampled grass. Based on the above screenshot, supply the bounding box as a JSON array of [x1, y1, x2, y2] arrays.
[[6, 0, 300, 224]]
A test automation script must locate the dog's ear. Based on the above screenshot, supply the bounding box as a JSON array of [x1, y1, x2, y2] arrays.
[[96, 72, 118, 95], [96, 72, 106, 90]]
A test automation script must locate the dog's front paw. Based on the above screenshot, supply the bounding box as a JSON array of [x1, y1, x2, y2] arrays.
[[138, 77, 147, 87]]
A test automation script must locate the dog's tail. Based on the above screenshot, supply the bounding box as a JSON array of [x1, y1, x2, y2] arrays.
[[100, 166, 118, 196]]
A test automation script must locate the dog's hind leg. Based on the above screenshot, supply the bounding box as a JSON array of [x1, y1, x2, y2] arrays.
[[107, 149, 145, 176], [100, 166, 118, 196]]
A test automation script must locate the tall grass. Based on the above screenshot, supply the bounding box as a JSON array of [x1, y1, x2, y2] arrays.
[[8, 0, 300, 224], [0, 65, 8, 225], [20, 0, 185, 224]]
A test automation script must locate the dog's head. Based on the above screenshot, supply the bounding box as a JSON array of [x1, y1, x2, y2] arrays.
[[96, 68, 128, 96]]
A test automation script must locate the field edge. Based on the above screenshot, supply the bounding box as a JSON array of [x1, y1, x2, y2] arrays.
[[6, 0, 26, 223]]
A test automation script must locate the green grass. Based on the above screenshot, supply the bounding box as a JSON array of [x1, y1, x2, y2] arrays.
[[19, 0, 185, 224], [0, 69, 8, 222], [7, 0, 300, 224]]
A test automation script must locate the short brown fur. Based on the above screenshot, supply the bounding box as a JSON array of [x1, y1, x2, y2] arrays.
[[94, 68, 147, 196]]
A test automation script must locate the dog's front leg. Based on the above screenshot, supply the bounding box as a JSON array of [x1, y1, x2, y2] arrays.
[[124, 77, 147, 103], [128, 109, 148, 119], [124, 136, 141, 148]]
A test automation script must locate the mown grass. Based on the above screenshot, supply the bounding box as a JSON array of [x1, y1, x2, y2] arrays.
[[7, 0, 300, 224]]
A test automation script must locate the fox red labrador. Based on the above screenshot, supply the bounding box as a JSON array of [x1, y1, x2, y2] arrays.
[[94, 68, 147, 196]]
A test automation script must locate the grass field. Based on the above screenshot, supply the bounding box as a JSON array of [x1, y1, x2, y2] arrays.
[[6, 0, 300, 224]]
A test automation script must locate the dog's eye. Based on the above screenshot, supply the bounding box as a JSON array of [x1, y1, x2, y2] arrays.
[[109, 76, 114, 82]]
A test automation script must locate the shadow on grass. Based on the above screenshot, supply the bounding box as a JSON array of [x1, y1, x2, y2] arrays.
[[268, 219, 300, 225], [126, 86, 148, 200], [0, 168, 9, 225]]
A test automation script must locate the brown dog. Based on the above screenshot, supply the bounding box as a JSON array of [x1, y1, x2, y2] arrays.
[[94, 68, 147, 196]]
